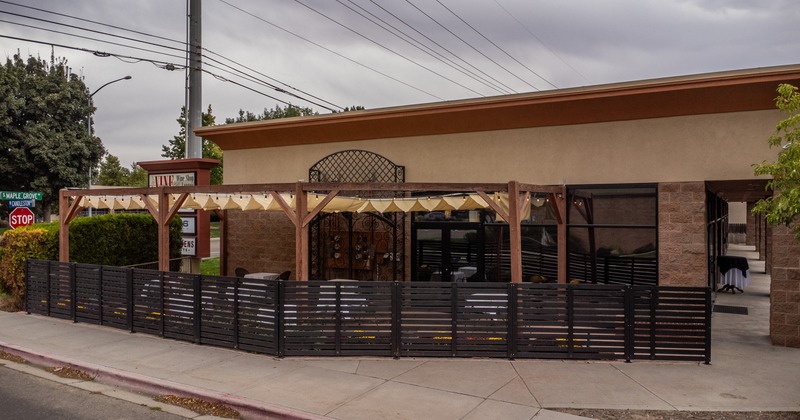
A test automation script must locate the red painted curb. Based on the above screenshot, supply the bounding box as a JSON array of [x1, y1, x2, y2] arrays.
[[0, 341, 329, 420]]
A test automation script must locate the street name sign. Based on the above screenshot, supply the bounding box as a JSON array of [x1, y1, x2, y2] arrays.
[[8, 199, 35, 208], [1, 191, 42, 201]]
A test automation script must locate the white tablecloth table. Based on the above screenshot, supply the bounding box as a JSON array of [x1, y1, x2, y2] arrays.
[[717, 255, 750, 293]]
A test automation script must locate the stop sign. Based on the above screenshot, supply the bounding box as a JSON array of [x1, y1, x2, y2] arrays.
[[9, 207, 35, 229]]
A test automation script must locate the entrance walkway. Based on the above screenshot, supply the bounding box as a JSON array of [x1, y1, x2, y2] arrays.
[[1, 245, 798, 419]]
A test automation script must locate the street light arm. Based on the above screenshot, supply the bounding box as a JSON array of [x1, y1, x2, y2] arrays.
[[90, 75, 132, 97]]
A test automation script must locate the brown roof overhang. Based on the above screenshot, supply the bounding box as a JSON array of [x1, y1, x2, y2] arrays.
[[195, 65, 800, 151]]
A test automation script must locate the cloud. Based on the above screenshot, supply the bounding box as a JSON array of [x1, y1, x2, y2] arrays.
[[1, 0, 797, 168]]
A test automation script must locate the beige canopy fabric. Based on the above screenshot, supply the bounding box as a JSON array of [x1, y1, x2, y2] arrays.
[[76, 192, 530, 218]]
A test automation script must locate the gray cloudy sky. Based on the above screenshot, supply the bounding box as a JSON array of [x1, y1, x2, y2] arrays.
[[1, 0, 798, 167]]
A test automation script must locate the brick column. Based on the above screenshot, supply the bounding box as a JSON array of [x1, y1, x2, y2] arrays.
[[658, 182, 707, 287], [746, 202, 756, 246], [225, 210, 296, 278], [769, 223, 800, 348]]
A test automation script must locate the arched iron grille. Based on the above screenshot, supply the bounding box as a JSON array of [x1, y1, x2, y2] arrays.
[[309, 149, 404, 184], [309, 150, 406, 281]]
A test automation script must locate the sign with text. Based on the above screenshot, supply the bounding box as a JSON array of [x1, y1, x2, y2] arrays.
[[181, 216, 197, 235], [1, 191, 42, 201], [148, 172, 196, 187], [9, 207, 35, 229], [8, 199, 35, 208], [181, 236, 197, 256]]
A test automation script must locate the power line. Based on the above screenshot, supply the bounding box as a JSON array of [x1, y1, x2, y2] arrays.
[[0, 33, 308, 110], [0, 0, 343, 111], [0, 0, 185, 47], [366, 0, 514, 95], [0, 10, 186, 56], [293, 0, 481, 97], [0, 18, 187, 62], [402, 0, 520, 93], [340, 0, 508, 96], [214, 0, 444, 101], [435, 0, 557, 89], [493, 0, 590, 84]]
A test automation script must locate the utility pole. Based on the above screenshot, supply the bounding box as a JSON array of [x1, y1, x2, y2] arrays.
[[186, 0, 202, 158]]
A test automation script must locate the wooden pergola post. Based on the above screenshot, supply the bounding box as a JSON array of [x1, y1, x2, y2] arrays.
[[507, 181, 523, 284], [58, 189, 85, 263]]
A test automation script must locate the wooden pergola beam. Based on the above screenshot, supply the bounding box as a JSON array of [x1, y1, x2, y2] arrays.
[[58, 180, 567, 283]]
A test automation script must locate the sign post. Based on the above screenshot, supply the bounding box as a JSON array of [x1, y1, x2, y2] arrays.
[[9, 207, 35, 229]]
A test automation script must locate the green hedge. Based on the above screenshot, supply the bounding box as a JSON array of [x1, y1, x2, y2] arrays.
[[0, 214, 182, 307], [68, 214, 182, 265]]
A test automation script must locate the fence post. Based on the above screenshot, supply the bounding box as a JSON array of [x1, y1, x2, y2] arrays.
[[648, 287, 656, 360], [234, 278, 240, 349], [159, 272, 165, 337], [507, 283, 518, 360], [127, 268, 134, 332], [704, 288, 712, 365], [451, 283, 458, 357], [45, 261, 52, 317], [391, 281, 401, 359], [25, 260, 30, 314], [335, 282, 342, 356], [567, 285, 574, 358], [193, 275, 202, 344], [70, 263, 77, 322], [624, 286, 633, 362], [98, 266, 104, 325], [276, 280, 285, 357]]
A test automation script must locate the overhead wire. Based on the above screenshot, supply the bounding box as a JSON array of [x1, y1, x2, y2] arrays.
[[340, 0, 507, 96], [0, 18, 187, 62], [402, 0, 519, 93], [214, 0, 444, 101], [493, 0, 590, 84], [435, 0, 557, 89], [293, 0, 481, 97], [0, 33, 305, 110], [365, 0, 514, 95], [0, 0, 343, 111]]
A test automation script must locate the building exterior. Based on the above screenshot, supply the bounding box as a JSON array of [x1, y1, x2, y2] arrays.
[[196, 65, 800, 347]]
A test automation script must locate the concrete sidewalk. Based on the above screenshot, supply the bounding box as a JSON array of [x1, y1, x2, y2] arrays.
[[1, 245, 799, 419]]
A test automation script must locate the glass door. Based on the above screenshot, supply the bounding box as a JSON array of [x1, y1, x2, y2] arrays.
[[412, 222, 483, 282]]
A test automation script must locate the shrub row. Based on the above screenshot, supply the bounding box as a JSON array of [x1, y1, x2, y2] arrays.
[[0, 214, 182, 307]]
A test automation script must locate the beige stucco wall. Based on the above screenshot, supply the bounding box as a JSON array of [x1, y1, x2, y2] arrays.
[[222, 110, 781, 186]]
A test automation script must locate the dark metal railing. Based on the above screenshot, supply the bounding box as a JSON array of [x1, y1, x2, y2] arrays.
[[25, 259, 711, 363]]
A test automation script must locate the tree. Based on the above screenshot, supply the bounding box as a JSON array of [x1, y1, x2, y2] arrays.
[[224, 104, 317, 124], [0, 52, 104, 218], [754, 84, 800, 241], [161, 105, 223, 184], [96, 155, 129, 186], [95, 154, 147, 187], [127, 163, 148, 187]]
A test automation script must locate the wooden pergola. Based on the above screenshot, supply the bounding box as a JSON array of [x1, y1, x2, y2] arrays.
[[59, 180, 567, 283]]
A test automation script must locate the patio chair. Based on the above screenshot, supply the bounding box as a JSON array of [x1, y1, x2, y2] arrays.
[[234, 267, 249, 277], [277, 270, 291, 280]]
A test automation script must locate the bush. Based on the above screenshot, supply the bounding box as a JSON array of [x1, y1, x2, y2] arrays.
[[0, 214, 182, 309], [0, 227, 58, 309], [68, 214, 182, 265]]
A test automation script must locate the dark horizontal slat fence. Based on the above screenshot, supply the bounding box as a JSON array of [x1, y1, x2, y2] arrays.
[[25, 259, 711, 363]]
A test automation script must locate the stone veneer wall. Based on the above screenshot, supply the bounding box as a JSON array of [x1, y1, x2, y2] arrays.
[[658, 182, 707, 287], [769, 224, 800, 347], [223, 210, 296, 279]]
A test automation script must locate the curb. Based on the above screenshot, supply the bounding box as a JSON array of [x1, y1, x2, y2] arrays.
[[0, 341, 329, 420]]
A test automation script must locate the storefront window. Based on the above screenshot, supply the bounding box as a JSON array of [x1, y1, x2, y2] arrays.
[[567, 185, 658, 286]]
